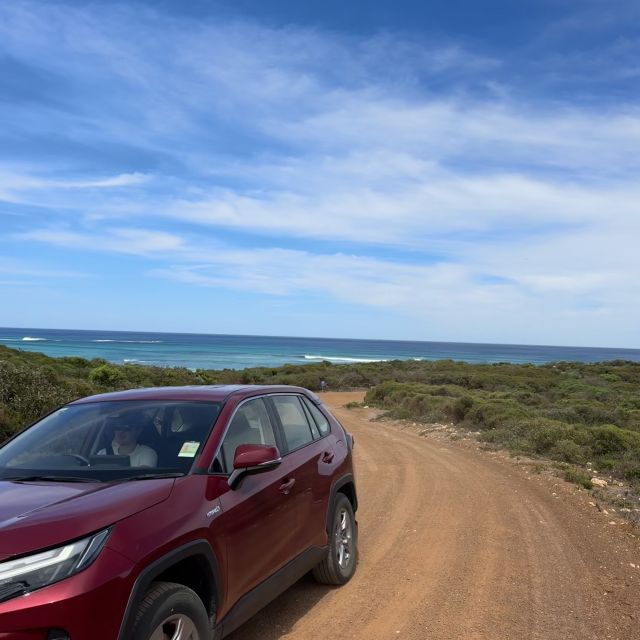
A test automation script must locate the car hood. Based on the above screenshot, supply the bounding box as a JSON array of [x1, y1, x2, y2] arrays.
[[0, 479, 174, 557]]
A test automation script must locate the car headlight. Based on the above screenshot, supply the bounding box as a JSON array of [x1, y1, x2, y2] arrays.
[[0, 528, 110, 603]]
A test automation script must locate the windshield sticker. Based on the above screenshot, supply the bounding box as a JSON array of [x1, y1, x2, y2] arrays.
[[178, 441, 200, 458]]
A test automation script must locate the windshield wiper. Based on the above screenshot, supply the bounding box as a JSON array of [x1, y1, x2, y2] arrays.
[[121, 472, 185, 481], [3, 475, 99, 483]]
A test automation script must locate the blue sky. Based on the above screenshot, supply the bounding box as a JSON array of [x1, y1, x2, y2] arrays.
[[1, 0, 640, 346]]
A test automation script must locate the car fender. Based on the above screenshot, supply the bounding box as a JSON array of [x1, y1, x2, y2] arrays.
[[325, 473, 358, 534], [117, 539, 222, 640]]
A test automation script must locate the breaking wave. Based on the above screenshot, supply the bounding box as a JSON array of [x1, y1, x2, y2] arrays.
[[303, 354, 389, 363], [93, 339, 163, 343]]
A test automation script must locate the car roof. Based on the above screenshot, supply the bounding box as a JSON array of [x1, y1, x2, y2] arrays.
[[69, 385, 318, 405]]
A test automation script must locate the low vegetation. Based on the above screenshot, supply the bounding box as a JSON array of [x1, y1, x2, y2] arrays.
[[1, 345, 639, 488], [361, 362, 640, 489], [562, 467, 594, 490]]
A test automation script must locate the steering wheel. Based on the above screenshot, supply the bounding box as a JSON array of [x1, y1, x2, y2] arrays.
[[71, 454, 91, 466]]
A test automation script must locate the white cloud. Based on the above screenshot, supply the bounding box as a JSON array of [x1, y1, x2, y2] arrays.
[[165, 168, 640, 249], [19, 223, 633, 318], [2, 2, 640, 345], [0, 170, 150, 208], [16, 228, 185, 256], [0, 257, 89, 279]]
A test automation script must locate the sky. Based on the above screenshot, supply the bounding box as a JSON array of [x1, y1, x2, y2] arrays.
[[1, 0, 640, 347]]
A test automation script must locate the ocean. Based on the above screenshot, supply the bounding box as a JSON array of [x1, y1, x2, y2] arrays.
[[1, 327, 639, 370]]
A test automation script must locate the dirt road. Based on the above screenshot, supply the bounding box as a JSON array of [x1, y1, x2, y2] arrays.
[[230, 392, 640, 640]]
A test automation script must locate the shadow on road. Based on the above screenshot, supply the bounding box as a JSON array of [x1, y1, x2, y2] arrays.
[[226, 573, 333, 640]]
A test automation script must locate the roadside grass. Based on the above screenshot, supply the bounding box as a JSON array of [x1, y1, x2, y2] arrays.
[[562, 466, 594, 490]]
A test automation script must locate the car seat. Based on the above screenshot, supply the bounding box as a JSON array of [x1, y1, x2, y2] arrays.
[[157, 405, 217, 468], [221, 412, 263, 471]]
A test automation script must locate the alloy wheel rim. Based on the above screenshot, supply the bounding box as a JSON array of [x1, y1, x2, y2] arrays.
[[335, 507, 353, 570], [149, 614, 199, 640]]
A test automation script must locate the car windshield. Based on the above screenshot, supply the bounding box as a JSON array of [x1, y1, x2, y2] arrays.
[[0, 400, 221, 482]]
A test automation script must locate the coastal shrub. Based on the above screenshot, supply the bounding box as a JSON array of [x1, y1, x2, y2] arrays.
[[586, 425, 640, 456], [514, 391, 545, 406], [479, 422, 537, 453], [89, 364, 125, 387], [624, 411, 640, 434], [0, 407, 10, 442], [464, 399, 528, 430], [525, 419, 578, 455], [452, 395, 473, 421], [541, 403, 627, 428], [364, 381, 420, 407], [563, 467, 593, 490], [550, 439, 587, 464], [0, 361, 74, 429], [363, 382, 461, 423]]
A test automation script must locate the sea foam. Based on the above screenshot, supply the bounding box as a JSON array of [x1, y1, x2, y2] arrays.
[[92, 339, 163, 343], [304, 354, 388, 363]]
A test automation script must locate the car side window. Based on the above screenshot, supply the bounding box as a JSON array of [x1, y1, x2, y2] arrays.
[[213, 398, 277, 474], [272, 395, 315, 452], [300, 401, 321, 439], [301, 397, 331, 436]]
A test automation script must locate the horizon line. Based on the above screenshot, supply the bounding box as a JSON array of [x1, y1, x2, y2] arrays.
[[1, 326, 640, 353]]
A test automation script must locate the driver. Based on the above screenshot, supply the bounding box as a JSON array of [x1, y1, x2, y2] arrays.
[[98, 418, 157, 467]]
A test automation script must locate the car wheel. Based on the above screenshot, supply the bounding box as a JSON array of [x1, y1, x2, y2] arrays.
[[130, 581, 211, 640], [313, 493, 357, 585]]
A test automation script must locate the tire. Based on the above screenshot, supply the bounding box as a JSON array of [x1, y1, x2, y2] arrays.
[[313, 493, 358, 585], [130, 581, 212, 640]]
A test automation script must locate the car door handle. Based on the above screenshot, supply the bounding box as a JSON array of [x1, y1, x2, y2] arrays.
[[279, 478, 296, 495], [322, 451, 335, 464]]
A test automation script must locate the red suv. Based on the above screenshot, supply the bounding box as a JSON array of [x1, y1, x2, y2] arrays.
[[0, 385, 358, 640]]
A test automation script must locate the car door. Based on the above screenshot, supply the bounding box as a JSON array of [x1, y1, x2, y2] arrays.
[[267, 394, 336, 554], [212, 397, 300, 605]]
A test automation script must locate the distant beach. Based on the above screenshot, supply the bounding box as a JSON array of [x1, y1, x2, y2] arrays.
[[1, 327, 639, 370]]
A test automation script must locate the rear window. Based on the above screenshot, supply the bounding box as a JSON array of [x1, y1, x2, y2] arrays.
[[301, 397, 331, 436], [271, 395, 315, 451]]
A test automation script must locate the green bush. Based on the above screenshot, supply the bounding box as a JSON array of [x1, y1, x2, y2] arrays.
[[479, 423, 537, 454], [89, 364, 125, 387], [0, 360, 74, 429], [527, 419, 578, 455], [563, 467, 593, 490], [587, 425, 640, 456], [452, 395, 473, 420], [464, 399, 528, 430], [551, 439, 587, 464]]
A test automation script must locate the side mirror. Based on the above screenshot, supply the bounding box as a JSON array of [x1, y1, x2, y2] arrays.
[[228, 444, 281, 490]]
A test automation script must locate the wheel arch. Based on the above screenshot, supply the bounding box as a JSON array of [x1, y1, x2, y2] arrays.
[[326, 473, 358, 532], [117, 540, 221, 640]]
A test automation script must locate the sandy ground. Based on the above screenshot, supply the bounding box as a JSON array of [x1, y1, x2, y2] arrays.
[[229, 391, 640, 640]]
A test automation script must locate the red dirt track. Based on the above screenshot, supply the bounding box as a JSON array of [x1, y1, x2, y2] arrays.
[[230, 392, 640, 640]]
